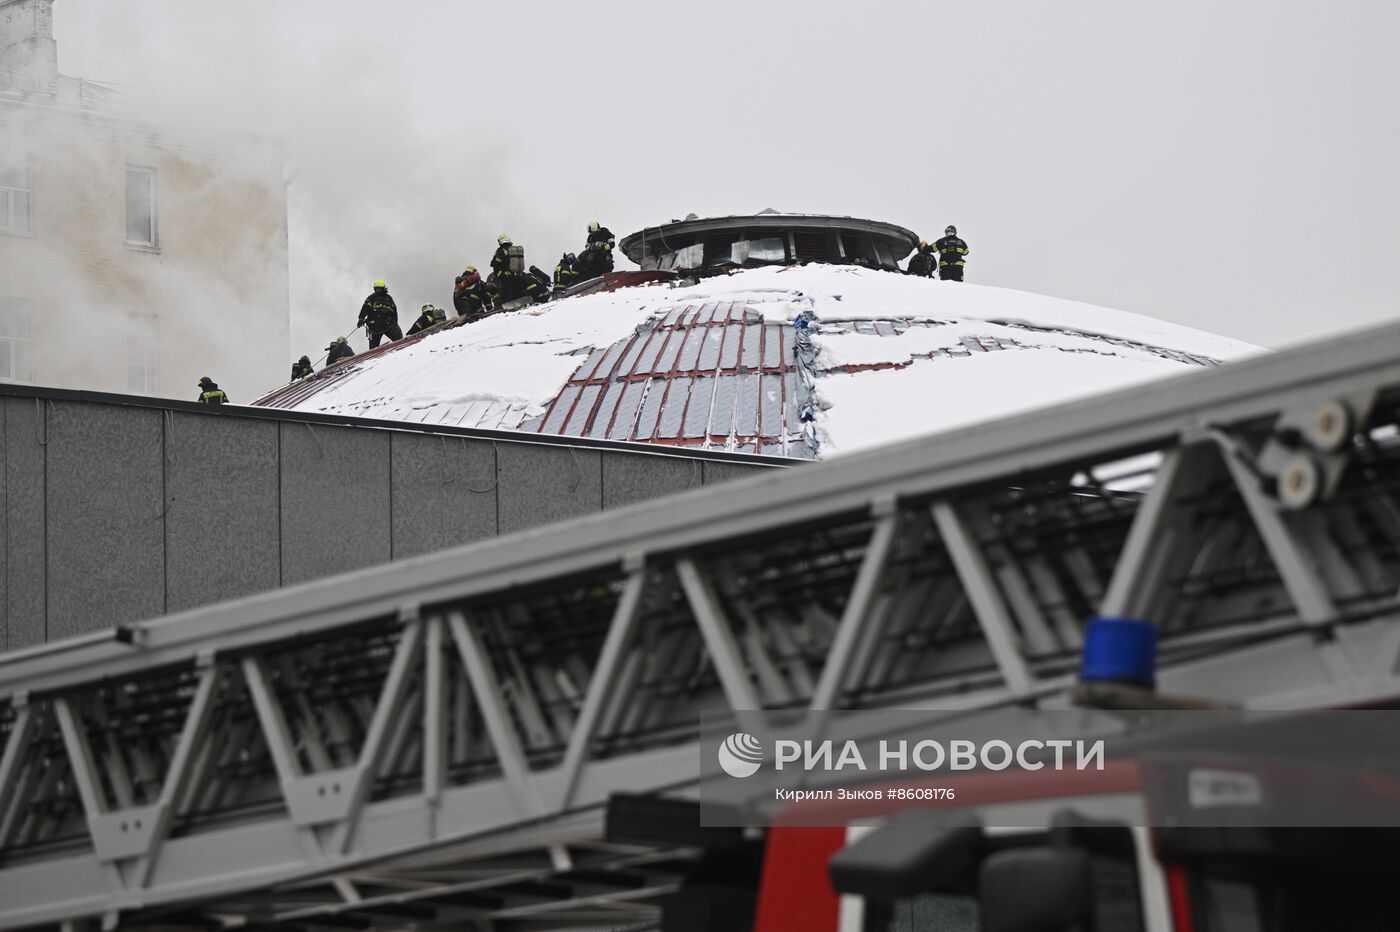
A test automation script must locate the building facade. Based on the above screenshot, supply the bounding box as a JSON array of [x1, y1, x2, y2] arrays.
[[0, 0, 287, 401]]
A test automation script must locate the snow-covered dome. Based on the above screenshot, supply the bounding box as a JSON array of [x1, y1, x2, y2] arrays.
[[254, 266, 1260, 459]]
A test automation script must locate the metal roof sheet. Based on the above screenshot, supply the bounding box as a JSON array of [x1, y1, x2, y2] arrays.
[[523, 299, 812, 457]]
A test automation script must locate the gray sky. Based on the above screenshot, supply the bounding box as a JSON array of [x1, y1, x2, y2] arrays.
[[55, 0, 1400, 357]]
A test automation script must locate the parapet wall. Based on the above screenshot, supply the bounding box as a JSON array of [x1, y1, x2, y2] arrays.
[[0, 387, 778, 649]]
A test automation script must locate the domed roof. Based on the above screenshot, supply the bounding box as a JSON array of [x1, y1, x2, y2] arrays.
[[254, 266, 1260, 459]]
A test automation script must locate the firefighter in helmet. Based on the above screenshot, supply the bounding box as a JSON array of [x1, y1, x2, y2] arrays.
[[934, 225, 969, 281], [577, 220, 615, 278], [454, 265, 494, 321], [326, 336, 355, 365], [554, 252, 580, 291], [407, 304, 447, 336], [357, 279, 402, 348], [196, 376, 228, 405]]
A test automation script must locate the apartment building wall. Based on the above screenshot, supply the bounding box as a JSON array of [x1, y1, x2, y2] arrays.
[[0, 0, 289, 403]]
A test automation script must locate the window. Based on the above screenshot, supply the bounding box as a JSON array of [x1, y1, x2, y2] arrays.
[[0, 302, 34, 383], [731, 238, 788, 265], [125, 166, 157, 247], [127, 312, 157, 394], [0, 160, 31, 235]]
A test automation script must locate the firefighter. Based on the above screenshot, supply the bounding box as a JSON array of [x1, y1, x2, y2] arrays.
[[577, 220, 615, 278], [490, 234, 514, 277], [407, 304, 446, 336], [935, 225, 969, 281], [196, 376, 228, 405], [490, 234, 528, 303], [524, 265, 552, 304], [357, 279, 402, 348], [453, 265, 494, 321], [554, 252, 579, 291], [290, 355, 314, 381], [326, 336, 355, 365], [906, 240, 937, 277]]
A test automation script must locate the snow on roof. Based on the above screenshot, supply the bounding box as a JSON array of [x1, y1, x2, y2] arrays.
[[255, 265, 1261, 459]]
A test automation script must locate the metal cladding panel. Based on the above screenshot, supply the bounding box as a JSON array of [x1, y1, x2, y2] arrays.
[[609, 380, 648, 440], [541, 385, 581, 435], [586, 381, 626, 440], [496, 442, 602, 534], [601, 450, 703, 509], [279, 422, 392, 586], [563, 384, 604, 435], [709, 377, 738, 441], [532, 300, 806, 456], [635, 327, 671, 374], [164, 414, 281, 612], [696, 325, 724, 370], [390, 433, 498, 559], [46, 403, 165, 638], [3, 399, 46, 649], [675, 327, 705, 371], [656, 377, 692, 439], [734, 373, 760, 436], [682, 377, 716, 438], [633, 379, 667, 441]]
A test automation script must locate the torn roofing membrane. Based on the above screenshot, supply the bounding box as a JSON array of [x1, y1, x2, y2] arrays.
[[255, 265, 1262, 459]]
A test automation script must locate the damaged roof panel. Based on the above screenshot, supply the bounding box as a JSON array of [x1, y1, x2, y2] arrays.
[[524, 299, 811, 456]]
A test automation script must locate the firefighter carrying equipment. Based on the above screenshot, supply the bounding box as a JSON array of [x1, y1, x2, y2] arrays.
[[358, 286, 401, 348], [578, 223, 616, 279], [491, 241, 525, 277], [407, 304, 447, 336], [326, 337, 356, 365], [454, 268, 494, 321], [554, 252, 580, 290], [525, 265, 552, 303]]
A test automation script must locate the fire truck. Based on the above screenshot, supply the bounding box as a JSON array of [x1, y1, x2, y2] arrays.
[[609, 713, 1400, 932]]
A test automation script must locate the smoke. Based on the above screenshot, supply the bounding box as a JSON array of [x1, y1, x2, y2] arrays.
[[26, 0, 566, 399], [28, 0, 1400, 382]]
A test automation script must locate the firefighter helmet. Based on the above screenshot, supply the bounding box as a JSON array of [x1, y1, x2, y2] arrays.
[[198, 376, 214, 387], [373, 279, 386, 289], [944, 225, 957, 236], [464, 264, 477, 275], [498, 234, 511, 245], [588, 220, 600, 232]]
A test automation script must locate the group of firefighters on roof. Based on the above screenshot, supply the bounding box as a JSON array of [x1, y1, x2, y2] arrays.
[[277, 221, 618, 390], [196, 221, 967, 402]]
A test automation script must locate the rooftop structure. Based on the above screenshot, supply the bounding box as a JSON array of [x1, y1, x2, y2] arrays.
[[255, 263, 1260, 459], [618, 208, 920, 274]]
